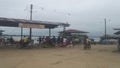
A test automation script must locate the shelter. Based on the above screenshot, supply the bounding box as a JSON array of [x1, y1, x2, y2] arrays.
[[113, 28, 120, 51], [61, 29, 88, 33], [114, 31, 120, 35], [0, 17, 69, 40], [0, 17, 68, 28], [114, 28, 120, 30], [59, 29, 89, 38], [60, 29, 89, 34], [114, 28, 120, 38]]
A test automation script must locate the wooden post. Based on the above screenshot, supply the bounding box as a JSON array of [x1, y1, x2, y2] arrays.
[[49, 28, 51, 37], [30, 4, 33, 40]]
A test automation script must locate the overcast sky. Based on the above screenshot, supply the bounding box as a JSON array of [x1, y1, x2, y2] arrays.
[[0, 0, 120, 37]]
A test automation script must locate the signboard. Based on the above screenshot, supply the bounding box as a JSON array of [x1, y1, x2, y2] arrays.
[[19, 23, 45, 28]]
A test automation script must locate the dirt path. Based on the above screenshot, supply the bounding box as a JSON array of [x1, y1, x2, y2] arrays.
[[0, 45, 120, 68]]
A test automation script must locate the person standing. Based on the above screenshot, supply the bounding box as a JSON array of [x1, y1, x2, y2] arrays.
[[63, 37, 67, 47], [51, 36, 56, 47], [9, 36, 14, 45], [83, 36, 91, 50], [38, 36, 41, 45], [23, 36, 28, 47], [57, 36, 60, 45]]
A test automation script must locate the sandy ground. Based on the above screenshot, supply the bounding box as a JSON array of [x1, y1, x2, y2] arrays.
[[0, 45, 120, 68]]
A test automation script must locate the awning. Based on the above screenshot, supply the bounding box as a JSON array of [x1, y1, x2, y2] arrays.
[[0, 17, 69, 28]]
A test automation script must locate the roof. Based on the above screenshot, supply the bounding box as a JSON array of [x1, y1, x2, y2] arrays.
[[60, 29, 89, 33], [114, 31, 120, 35], [0, 17, 69, 28], [114, 28, 120, 30], [100, 35, 120, 39], [0, 30, 4, 32]]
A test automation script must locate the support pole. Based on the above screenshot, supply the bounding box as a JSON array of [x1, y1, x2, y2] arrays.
[[20, 27, 23, 47], [49, 28, 51, 38], [104, 18, 107, 41], [21, 27, 23, 41], [30, 4, 33, 40]]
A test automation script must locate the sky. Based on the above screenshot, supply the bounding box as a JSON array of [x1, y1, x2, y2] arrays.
[[0, 0, 120, 37]]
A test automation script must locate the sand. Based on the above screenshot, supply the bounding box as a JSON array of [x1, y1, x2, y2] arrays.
[[0, 45, 120, 68]]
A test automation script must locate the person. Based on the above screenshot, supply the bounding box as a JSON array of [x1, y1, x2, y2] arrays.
[[117, 38, 120, 51], [23, 36, 28, 47], [63, 37, 67, 47], [51, 36, 56, 47], [0, 37, 2, 45], [9, 36, 14, 44], [27, 37, 31, 44], [87, 38, 91, 49], [57, 36, 61, 45], [60, 36, 63, 47], [38, 36, 42, 45], [41, 36, 45, 44], [72, 37, 76, 47], [83, 36, 91, 50]]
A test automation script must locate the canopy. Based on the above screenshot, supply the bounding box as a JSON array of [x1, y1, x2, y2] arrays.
[[60, 29, 89, 33], [114, 31, 120, 35], [0, 17, 69, 28]]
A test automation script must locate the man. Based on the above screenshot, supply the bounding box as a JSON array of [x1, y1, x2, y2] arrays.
[[9, 36, 14, 44], [23, 36, 28, 47], [63, 37, 67, 47], [38, 36, 41, 45], [51, 36, 56, 47], [83, 36, 91, 50]]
